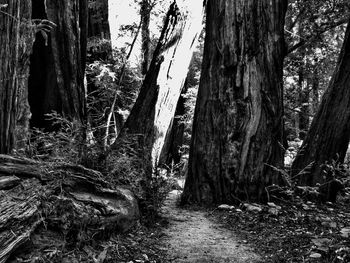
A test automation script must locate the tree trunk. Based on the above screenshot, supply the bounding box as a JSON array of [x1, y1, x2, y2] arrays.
[[88, 0, 109, 39], [0, 155, 139, 263], [140, 0, 151, 74], [311, 66, 319, 115], [159, 79, 189, 166], [297, 68, 310, 139], [28, 0, 87, 130], [291, 21, 350, 186], [182, 0, 288, 204], [0, 0, 35, 154], [87, 0, 111, 61], [115, 1, 204, 166]]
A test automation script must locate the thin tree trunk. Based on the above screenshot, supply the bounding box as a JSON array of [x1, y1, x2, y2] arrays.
[[0, 0, 35, 153], [182, 0, 288, 204], [311, 66, 319, 115], [140, 0, 151, 74], [292, 20, 350, 186], [297, 69, 310, 139]]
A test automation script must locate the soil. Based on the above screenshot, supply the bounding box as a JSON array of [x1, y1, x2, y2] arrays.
[[210, 195, 350, 262], [160, 190, 261, 263]]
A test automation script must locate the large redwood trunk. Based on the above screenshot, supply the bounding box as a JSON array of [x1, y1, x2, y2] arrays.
[[182, 0, 288, 204], [292, 21, 350, 186], [28, 0, 87, 129], [0, 0, 35, 153]]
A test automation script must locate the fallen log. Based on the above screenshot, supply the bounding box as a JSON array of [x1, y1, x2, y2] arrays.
[[0, 154, 139, 263]]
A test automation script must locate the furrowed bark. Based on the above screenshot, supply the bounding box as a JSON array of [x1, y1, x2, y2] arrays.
[[28, 0, 87, 129], [0, 0, 35, 153], [182, 0, 288, 204]]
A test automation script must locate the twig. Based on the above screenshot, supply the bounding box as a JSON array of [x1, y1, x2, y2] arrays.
[[104, 19, 142, 150]]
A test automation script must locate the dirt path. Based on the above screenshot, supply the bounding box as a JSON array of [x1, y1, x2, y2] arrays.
[[161, 190, 261, 263]]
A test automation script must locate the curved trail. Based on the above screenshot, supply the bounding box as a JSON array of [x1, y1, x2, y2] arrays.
[[161, 190, 261, 263]]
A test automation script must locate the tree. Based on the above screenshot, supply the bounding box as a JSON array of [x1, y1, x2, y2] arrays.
[[114, 0, 204, 166], [28, 0, 87, 130], [159, 39, 204, 166], [88, 0, 109, 39], [291, 20, 350, 186], [140, 0, 152, 74], [283, 0, 347, 140], [159, 79, 189, 166], [0, 0, 36, 153], [181, 0, 288, 204]]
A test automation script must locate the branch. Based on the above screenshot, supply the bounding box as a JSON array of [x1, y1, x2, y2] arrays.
[[104, 19, 142, 150], [287, 6, 306, 31], [287, 16, 349, 55]]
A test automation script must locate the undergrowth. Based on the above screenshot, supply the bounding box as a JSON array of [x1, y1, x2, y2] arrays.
[[107, 135, 173, 225], [20, 113, 174, 227]]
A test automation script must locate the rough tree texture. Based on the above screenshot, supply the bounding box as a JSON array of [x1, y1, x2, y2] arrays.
[[292, 21, 350, 186], [182, 0, 288, 204], [140, 0, 151, 74], [0, 155, 139, 263], [115, 0, 203, 165], [159, 79, 189, 166], [28, 0, 87, 129], [0, 0, 35, 153]]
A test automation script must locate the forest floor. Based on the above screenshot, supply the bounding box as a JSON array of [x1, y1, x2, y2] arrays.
[[42, 180, 350, 263], [210, 196, 350, 262], [98, 184, 350, 263], [160, 190, 261, 262]]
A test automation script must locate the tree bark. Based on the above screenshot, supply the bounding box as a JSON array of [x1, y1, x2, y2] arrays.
[[182, 0, 288, 204], [159, 79, 189, 166], [291, 20, 350, 186], [140, 0, 151, 74], [297, 68, 310, 139], [0, 155, 139, 263], [28, 0, 87, 130], [0, 0, 35, 153], [311, 66, 319, 115], [114, 1, 204, 166]]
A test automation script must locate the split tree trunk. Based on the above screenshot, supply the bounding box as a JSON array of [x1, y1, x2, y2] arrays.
[[159, 79, 189, 166], [28, 0, 87, 129], [292, 20, 350, 186], [115, 1, 204, 166], [182, 0, 288, 204], [0, 0, 35, 153]]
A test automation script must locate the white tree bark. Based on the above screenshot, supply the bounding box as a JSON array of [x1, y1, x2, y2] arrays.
[[152, 0, 204, 163]]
